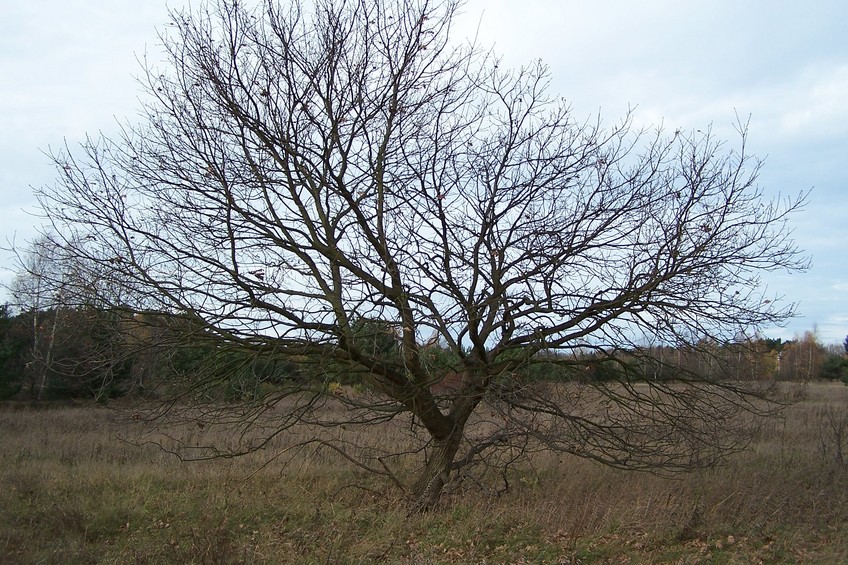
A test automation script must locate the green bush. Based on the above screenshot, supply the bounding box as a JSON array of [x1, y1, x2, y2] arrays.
[[819, 354, 848, 382]]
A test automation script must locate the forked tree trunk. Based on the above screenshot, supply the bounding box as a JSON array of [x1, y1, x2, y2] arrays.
[[408, 376, 485, 512], [409, 430, 464, 513]]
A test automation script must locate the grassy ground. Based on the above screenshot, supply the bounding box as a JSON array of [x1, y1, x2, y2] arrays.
[[2, 383, 848, 564]]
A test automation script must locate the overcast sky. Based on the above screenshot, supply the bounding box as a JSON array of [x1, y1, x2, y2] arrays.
[[1, 1, 846, 343]]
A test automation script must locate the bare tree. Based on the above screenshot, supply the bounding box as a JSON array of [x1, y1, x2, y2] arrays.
[[9, 237, 67, 401], [34, 0, 807, 510], [7, 236, 134, 400]]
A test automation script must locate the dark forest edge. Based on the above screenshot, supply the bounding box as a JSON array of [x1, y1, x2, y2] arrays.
[[2, 303, 846, 403]]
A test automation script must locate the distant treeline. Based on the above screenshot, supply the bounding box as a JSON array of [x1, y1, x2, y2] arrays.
[[0, 304, 304, 402], [1, 304, 846, 402]]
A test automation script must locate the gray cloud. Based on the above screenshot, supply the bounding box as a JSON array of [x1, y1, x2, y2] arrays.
[[2, 0, 846, 343]]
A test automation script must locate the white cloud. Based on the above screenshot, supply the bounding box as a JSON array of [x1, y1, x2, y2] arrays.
[[775, 65, 848, 142]]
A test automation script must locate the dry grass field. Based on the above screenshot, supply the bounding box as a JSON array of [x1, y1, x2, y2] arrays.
[[2, 382, 848, 564]]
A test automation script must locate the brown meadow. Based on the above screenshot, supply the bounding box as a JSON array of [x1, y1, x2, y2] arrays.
[[2, 382, 848, 564]]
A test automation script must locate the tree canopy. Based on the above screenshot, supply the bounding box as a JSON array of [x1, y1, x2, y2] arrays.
[[33, 0, 807, 510]]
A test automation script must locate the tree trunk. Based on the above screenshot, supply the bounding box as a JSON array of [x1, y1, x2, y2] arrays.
[[408, 371, 486, 513], [409, 432, 463, 513], [35, 308, 61, 402]]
